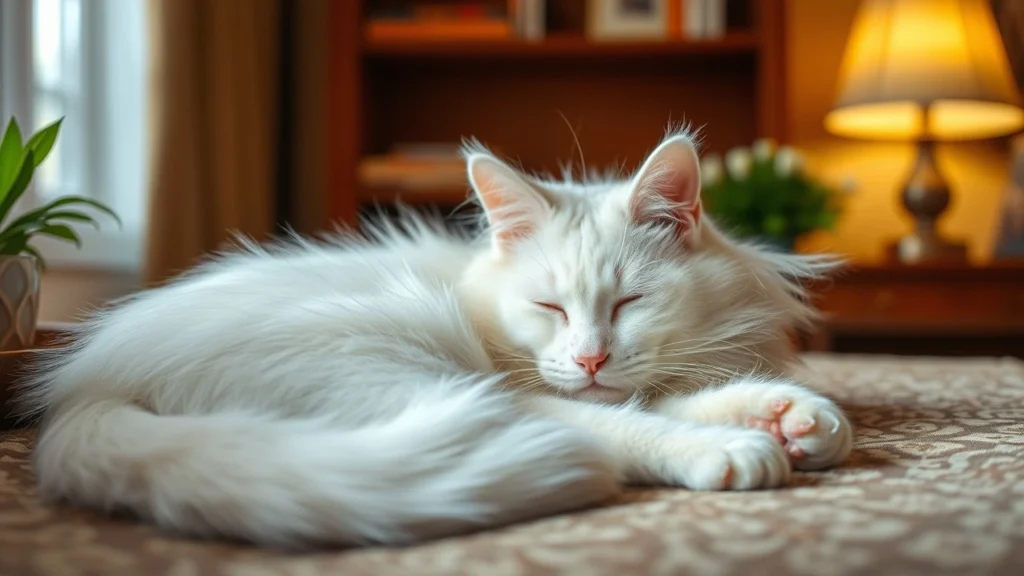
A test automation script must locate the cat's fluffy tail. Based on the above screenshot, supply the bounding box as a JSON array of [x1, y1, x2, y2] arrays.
[[32, 379, 620, 548]]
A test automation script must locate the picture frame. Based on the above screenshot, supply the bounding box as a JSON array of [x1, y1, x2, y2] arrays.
[[586, 0, 669, 41]]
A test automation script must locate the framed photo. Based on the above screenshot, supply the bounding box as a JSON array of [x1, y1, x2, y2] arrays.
[[586, 0, 669, 41]]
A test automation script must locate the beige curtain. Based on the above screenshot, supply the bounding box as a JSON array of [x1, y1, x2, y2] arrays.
[[284, 0, 330, 236], [143, 0, 280, 285]]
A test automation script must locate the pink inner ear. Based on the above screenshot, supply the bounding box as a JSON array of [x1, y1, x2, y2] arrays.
[[470, 156, 546, 249], [489, 200, 537, 244], [632, 170, 701, 225], [631, 139, 703, 243]]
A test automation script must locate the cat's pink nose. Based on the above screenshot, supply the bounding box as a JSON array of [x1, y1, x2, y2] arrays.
[[574, 352, 609, 375]]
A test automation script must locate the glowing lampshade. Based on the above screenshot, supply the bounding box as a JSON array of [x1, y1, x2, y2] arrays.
[[825, 0, 1024, 142]]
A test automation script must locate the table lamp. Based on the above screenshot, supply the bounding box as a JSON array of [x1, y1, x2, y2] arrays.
[[825, 0, 1024, 264]]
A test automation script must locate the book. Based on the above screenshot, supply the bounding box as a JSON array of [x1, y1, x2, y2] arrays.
[[514, 0, 545, 41], [704, 0, 727, 39], [684, 0, 705, 39], [679, 0, 728, 39], [359, 143, 468, 191], [365, 1, 515, 42]]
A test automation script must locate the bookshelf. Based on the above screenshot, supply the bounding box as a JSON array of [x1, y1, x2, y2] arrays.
[[327, 0, 788, 226], [363, 32, 761, 58]]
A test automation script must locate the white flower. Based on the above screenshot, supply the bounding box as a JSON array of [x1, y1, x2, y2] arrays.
[[840, 175, 859, 195], [725, 147, 752, 180], [752, 138, 777, 161], [700, 154, 723, 186], [774, 146, 804, 176]]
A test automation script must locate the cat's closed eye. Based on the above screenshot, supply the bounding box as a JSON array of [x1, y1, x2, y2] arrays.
[[534, 302, 568, 323], [612, 295, 643, 321]]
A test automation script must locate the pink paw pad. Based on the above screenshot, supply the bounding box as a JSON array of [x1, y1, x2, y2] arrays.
[[770, 399, 792, 417], [746, 416, 785, 443], [721, 465, 734, 488]]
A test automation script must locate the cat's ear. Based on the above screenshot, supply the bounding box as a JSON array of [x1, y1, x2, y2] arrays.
[[629, 133, 702, 246], [466, 152, 551, 255]]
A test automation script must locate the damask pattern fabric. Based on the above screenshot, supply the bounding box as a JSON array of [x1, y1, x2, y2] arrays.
[[1, 354, 1022, 576]]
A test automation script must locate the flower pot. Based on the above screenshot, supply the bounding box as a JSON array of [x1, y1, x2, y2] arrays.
[[0, 255, 40, 352]]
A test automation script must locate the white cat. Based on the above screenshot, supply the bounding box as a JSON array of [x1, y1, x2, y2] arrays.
[[18, 128, 852, 549]]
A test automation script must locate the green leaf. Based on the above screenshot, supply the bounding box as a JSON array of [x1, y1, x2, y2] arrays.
[[0, 194, 121, 242], [0, 222, 43, 245], [44, 210, 101, 230], [36, 224, 81, 248], [0, 150, 34, 225], [24, 117, 63, 168], [0, 233, 28, 256], [0, 115, 124, 253], [0, 118, 24, 197], [23, 244, 46, 271], [39, 196, 121, 227], [0, 209, 101, 245]]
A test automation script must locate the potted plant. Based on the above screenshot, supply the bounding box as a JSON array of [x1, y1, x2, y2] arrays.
[[700, 138, 843, 252], [0, 117, 119, 351]]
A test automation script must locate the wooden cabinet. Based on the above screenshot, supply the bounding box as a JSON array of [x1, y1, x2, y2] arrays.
[[804, 263, 1024, 358]]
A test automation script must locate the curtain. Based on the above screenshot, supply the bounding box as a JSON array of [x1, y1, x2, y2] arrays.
[[143, 0, 281, 284], [278, 0, 331, 236]]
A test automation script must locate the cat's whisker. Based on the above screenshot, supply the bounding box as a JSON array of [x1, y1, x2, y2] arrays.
[[501, 368, 542, 376], [660, 339, 771, 360], [645, 379, 678, 398], [557, 111, 587, 181], [514, 378, 552, 393], [650, 364, 741, 380], [662, 337, 770, 351], [647, 363, 725, 374]]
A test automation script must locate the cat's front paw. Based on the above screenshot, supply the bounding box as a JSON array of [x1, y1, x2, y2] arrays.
[[744, 387, 853, 471], [666, 427, 791, 491]]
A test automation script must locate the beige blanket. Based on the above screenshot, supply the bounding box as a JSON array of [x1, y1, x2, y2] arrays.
[[2, 354, 1023, 576]]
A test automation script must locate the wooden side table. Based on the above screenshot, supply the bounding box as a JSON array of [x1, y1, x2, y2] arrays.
[[803, 262, 1024, 358]]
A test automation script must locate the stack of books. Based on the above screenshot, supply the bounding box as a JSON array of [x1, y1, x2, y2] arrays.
[[365, 1, 545, 42], [681, 0, 729, 40], [359, 143, 469, 193]]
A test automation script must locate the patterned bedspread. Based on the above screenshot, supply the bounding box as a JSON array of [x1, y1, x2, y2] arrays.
[[1, 354, 1023, 576]]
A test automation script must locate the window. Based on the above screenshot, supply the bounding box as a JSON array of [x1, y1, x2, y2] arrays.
[[0, 0, 148, 270]]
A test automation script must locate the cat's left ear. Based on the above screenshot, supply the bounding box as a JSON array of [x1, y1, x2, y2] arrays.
[[466, 152, 552, 255], [629, 134, 702, 246]]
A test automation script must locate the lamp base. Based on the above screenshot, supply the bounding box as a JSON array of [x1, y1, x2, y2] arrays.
[[887, 234, 967, 265], [889, 139, 969, 265]]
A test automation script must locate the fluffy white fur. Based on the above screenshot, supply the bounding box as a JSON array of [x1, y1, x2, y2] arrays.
[[16, 127, 853, 549]]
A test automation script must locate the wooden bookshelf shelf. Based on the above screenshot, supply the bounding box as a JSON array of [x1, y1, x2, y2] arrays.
[[358, 187, 471, 206], [363, 32, 760, 59]]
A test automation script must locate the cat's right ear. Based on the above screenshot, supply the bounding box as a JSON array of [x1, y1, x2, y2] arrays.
[[466, 153, 551, 255], [629, 133, 703, 247]]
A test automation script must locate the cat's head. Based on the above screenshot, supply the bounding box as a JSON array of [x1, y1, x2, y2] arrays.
[[459, 128, 840, 404]]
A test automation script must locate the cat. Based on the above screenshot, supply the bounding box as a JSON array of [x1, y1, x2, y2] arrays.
[[17, 127, 852, 549]]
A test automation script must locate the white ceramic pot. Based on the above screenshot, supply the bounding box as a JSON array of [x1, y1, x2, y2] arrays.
[[0, 255, 40, 352]]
